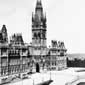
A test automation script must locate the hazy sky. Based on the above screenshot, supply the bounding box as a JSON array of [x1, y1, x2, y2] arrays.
[[0, 0, 85, 53]]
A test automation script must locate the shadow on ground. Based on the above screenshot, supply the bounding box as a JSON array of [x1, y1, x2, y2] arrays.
[[37, 80, 53, 85]]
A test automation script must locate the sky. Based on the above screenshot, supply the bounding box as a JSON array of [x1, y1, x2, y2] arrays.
[[0, 0, 85, 53]]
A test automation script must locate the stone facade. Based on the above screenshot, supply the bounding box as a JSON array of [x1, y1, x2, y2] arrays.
[[0, 25, 9, 77], [46, 40, 67, 70], [29, 0, 67, 72], [0, 0, 67, 84], [0, 27, 30, 84], [8, 34, 29, 75], [30, 0, 48, 72]]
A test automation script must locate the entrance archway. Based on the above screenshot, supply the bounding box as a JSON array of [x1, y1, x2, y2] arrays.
[[36, 63, 40, 72]]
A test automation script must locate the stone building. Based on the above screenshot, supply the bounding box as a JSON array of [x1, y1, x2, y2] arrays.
[[30, 0, 48, 72], [29, 0, 67, 72], [0, 25, 9, 84], [46, 40, 67, 70], [0, 29, 30, 84], [0, 25, 9, 77], [0, 0, 68, 84], [8, 33, 29, 75]]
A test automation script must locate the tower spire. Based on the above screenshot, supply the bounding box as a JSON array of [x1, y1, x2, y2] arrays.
[[31, 0, 47, 59], [36, 0, 42, 6], [32, 0, 46, 28], [35, 0, 43, 11]]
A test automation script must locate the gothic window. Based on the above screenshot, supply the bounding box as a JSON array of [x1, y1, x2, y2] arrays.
[[55, 62, 56, 65], [38, 39, 40, 44], [43, 20, 46, 28], [34, 33, 37, 38], [52, 62, 54, 65], [58, 50, 60, 52], [42, 32, 45, 38], [38, 32, 41, 38], [60, 52, 64, 56], [42, 33, 44, 38]]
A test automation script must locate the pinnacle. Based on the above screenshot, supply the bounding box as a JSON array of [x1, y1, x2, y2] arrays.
[[36, 0, 42, 7]]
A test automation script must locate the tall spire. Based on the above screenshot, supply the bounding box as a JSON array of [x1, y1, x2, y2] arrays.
[[32, 0, 47, 28], [36, 0, 42, 7], [32, 0, 47, 50], [35, 0, 43, 11]]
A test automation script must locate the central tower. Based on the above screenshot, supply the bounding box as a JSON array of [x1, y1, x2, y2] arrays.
[[32, 0, 47, 57]]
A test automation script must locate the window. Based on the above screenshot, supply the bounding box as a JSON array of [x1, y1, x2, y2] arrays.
[[34, 33, 37, 38]]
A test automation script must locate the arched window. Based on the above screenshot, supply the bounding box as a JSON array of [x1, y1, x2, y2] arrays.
[[38, 32, 41, 38], [42, 32, 45, 38], [34, 33, 37, 38]]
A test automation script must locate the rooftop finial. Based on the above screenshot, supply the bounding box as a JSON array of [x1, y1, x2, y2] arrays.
[[1, 24, 7, 32], [37, 0, 42, 5], [36, 0, 42, 9]]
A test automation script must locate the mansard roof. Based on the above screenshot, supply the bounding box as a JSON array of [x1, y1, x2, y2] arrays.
[[50, 40, 67, 51], [10, 33, 24, 46]]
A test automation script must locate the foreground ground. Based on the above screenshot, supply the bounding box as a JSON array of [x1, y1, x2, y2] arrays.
[[3, 68, 85, 85]]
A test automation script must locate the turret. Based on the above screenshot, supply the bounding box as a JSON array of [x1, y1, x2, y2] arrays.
[[1, 25, 8, 43]]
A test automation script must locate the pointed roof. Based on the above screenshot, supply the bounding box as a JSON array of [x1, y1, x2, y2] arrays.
[[1, 24, 7, 33], [36, 0, 42, 6], [36, 0, 43, 10]]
